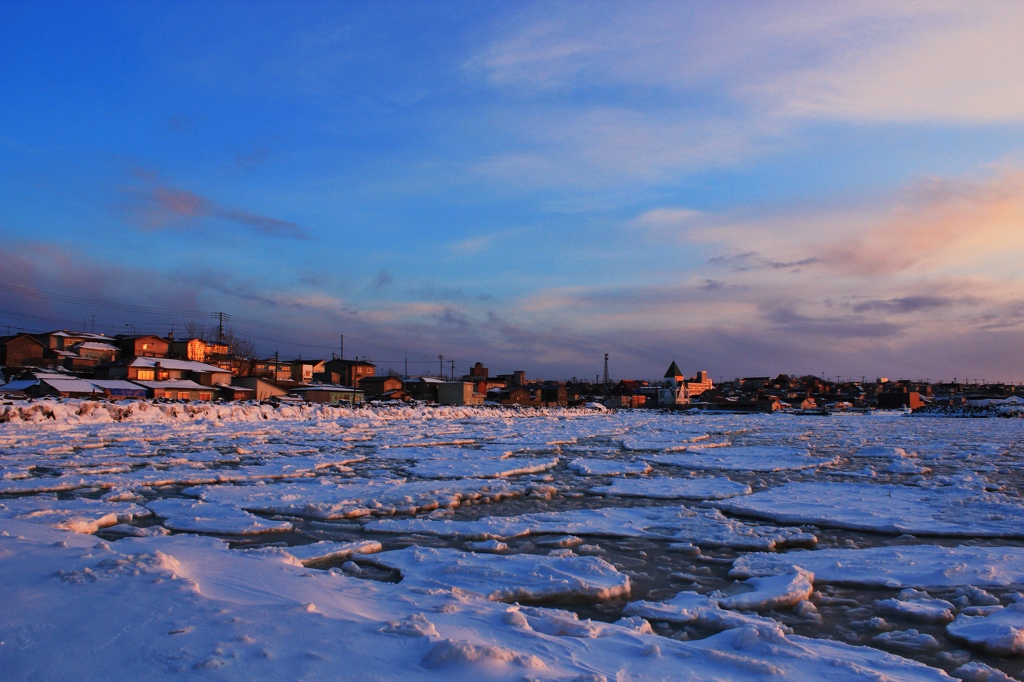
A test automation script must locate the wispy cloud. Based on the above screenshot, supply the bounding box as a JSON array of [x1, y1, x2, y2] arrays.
[[126, 170, 310, 240]]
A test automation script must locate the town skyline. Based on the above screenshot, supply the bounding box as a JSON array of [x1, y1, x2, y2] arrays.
[[2, 3, 1024, 381]]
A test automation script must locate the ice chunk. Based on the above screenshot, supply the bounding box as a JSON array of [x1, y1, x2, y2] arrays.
[[718, 567, 814, 612], [404, 457, 559, 479], [715, 481, 1024, 538], [732, 545, 1024, 589], [365, 546, 631, 602], [280, 540, 383, 566], [367, 506, 810, 551], [146, 498, 292, 535], [652, 445, 837, 472], [946, 603, 1024, 655], [591, 476, 751, 500], [876, 592, 956, 624], [568, 458, 651, 476]]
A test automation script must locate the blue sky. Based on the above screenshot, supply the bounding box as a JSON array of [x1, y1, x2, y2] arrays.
[[2, 1, 1024, 381]]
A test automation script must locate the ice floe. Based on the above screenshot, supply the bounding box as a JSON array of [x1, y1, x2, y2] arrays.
[[590, 475, 751, 500], [567, 457, 651, 476], [715, 481, 1024, 537], [946, 603, 1024, 656], [146, 497, 293, 535], [652, 445, 838, 471], [365, 546, 631, 602], [367, 506, 814, 550], [732, 545, 1024, 589]]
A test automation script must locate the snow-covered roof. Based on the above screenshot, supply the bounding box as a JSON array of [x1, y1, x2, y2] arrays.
[[128, 357, 227, 373], [74, 342, 120, 351], [50, 331, 116, 340], [130, 380, 208, 390], [292, 385, 361, 392], [0, 379, 38, 391], [90, 380, 147, 391], [39, 378, 102, 394]]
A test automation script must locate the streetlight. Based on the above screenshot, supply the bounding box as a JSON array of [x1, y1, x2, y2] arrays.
[[125, 323, 136, 337]]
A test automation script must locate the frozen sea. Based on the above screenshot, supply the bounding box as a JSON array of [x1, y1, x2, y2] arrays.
[[1, 399, 1023, 680]]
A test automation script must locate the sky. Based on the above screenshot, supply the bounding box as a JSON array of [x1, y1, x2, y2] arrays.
[[2, 1, 1023, 382]]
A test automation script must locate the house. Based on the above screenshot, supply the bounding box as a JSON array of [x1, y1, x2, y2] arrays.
[[437, 382, 485, 406], [70, 341, 121, 364], [404, 377, 444, 402], [318, 358, 376, 387], [89, 380, 148, 400], [290, 385, 364, 405], [231, 377, 288, 401], [358, 376, 404, 398], [0, 334, 52, 369], [290, 359, 326, 383], [253, 359, 294, 383], [118, 335, 170, 358], [215, 384, 255, 401], [94, 357, 232, 387], [877, 389, 924, 410], [130, 379, 214, 401], [169, 338, 230, 366]]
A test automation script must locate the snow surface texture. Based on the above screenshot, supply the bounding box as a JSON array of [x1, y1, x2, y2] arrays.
[[2, 403, 1024, 678]]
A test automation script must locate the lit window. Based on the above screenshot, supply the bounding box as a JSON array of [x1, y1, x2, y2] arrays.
[[142, 343, 151, 350], [136, 370, 154, 380], [199, 393, 212, 401], [177, 392, 190, 400]]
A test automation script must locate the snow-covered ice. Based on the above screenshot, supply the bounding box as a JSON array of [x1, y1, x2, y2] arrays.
[[2, 402, 1022, 678], [946, 603, 1024, 656], [652, 445, 838, 471], [715, 481, 1024, 537], [591, 475, 752, 500], [732, 545, 1024, 589]]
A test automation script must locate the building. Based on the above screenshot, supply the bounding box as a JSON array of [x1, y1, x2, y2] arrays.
[[0, 334, 51, 368], [318, 358, 376, 387], [131, 379, 214, 401], [290, 359, 326, 383], [877, 389, 925, 410], [169, 338, 230, 365], [231, 376, 288, 401], [358, 376, 404, 398], [437, 381, 485, 406], [658, 362, 713, 407], [404, 377, 444, 402], [94, 357, 232, 387], [118, 335, 170, 358], [291, 385, 364, 405]]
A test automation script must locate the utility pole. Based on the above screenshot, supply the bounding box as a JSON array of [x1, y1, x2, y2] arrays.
[[603, 353, 609, 385], [439, 355, 443, 379], [404, 354, 408, 378], [340, 334, 344, 360], [450, 360, 455, 381]]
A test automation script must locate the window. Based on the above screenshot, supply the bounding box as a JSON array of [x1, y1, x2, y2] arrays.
[[177, 392, 190, 400], [136, 370, 155, 380], [199, 393, 212, 401], [142, 343, 151, 350]]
